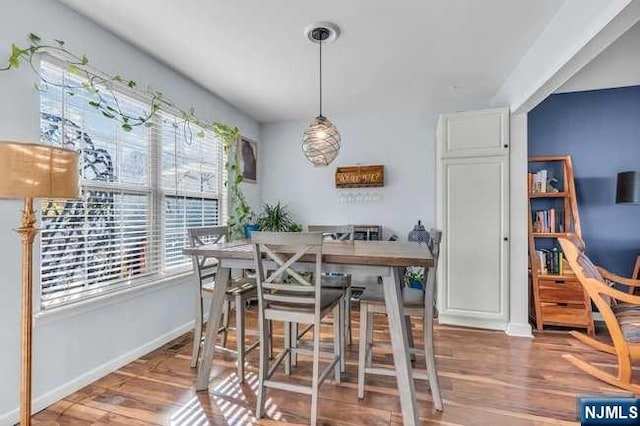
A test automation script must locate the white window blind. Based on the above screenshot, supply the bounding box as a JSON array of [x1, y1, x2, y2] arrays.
[[39, 60, 223, 309]]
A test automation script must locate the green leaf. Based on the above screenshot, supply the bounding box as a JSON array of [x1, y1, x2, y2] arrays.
[[54, 39, 65, 47], [127, 80, 137, 88], [102, 111, 115, 119], [88, 100, 101, 108], [68, 64, 80, 75], [10, 44, 21, 55], [121, 123, 133, 132], [113, 75, 123, 82], [81, 82, 96, 94], [28, 33, 41, 43], [81, 55, 88, 65]]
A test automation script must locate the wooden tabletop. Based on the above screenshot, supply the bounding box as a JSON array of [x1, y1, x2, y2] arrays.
[[183, 240, 434, 268]]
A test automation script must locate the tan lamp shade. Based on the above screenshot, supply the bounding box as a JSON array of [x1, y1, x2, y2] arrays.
[[0, 141, 80, 199]]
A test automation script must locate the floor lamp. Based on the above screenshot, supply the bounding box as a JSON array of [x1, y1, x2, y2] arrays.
[[0, 141, 79, 426]]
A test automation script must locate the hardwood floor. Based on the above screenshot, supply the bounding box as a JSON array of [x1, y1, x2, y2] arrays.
[[33, 306, 634, 425]]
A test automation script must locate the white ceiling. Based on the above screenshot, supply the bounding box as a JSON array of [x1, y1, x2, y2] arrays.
[[557, 20, 640, 94], [60, 0, 564, 123]]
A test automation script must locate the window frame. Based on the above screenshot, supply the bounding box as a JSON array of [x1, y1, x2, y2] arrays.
[[37, 57, 224, 311]]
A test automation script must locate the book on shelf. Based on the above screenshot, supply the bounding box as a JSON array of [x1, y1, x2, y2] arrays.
[[528, 169, 560, 194], [533, 208, 561, 233], [535, 248, 564, 275]]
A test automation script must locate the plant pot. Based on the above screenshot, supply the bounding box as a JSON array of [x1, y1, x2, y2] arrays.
[[408, 279, 423, 290], [243, 224, 259, 239]]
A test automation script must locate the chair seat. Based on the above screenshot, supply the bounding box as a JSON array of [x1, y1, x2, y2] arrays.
[[614, 305, 640, 343], [321, 274, 351, 289], [202, 278, 257, 297], [267, 289, 343, 313], [359, 285, 424, 308]]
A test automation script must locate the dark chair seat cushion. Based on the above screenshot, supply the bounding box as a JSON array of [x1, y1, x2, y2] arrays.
[[359, 285, 424, 309], [267, 289, 342, 313], [320, 275, 351, 289], [202, 278, 257, 298], [614, 304, 640, 343]]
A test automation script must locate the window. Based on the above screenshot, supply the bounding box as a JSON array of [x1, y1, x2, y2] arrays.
[[39, 60, 223, 309]]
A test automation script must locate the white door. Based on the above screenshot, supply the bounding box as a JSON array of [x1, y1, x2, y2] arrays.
[[436, 107, 509, 330]]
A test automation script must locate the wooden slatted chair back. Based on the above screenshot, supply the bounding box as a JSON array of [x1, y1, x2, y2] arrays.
[[251, 231, 324, 315], [188, 226, 227, 283], [559, 236, 621, 338], [308, 225, 355, 242], [422, 229, 442, 307], [428, 228, 442, 260]]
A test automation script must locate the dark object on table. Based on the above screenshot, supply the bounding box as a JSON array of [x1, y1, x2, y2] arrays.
[[408, 220, 430, 243]]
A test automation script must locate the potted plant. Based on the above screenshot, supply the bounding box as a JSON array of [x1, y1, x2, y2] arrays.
[[405, 267, 425, 289], [242, 213, 259, 239], [256, 202, 302, 232]]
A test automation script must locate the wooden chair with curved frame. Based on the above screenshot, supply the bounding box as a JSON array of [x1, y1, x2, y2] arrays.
[[558, 235, 640, 393]]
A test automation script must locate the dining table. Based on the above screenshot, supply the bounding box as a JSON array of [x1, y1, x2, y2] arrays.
[[182, 239, 437, 426]]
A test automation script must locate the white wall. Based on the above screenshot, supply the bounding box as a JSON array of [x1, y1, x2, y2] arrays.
[[0, 0, 260, 422], [557, 20, 640, 93], [260, 109, 437, 239]]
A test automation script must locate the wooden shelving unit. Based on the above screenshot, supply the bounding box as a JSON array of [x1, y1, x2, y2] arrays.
[[528, 155, 594, 335]]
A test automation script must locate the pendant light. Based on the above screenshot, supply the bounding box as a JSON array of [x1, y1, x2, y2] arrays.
[[302, 22, 341, 166]]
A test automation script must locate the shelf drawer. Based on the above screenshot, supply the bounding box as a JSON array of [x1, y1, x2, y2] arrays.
[[538, 278, 583, 291], [540, 303, 590, 326], [538, 279, 585, 304]]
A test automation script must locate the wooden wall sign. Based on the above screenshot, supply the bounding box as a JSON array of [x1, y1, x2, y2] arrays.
[[335, 165, 384, 188]]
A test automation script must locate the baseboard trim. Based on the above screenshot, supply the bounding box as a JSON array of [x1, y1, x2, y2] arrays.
[[438, 314, 507, 331], [0, 319, 197, 425], [506, 322, 533, 338]]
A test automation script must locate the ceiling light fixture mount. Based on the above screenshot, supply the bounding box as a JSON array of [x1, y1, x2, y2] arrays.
[[302, 22, 342, 167], [304, 22, 340, 44]]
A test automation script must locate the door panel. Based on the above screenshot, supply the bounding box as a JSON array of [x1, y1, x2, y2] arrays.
[[443, 157, 507, 318], [436, 107, 509, 330], [441, 107, 508, 158]]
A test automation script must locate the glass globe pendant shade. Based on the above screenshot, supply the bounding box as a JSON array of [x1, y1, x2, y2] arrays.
[[302, 115, 341, 166]]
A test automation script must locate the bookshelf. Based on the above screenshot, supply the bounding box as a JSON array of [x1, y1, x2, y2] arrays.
[[527, 155, 594, 335]]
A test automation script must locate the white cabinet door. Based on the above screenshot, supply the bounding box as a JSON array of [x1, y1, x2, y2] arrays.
[[440, 107, 509, 158], [436, 108, 509, 330]]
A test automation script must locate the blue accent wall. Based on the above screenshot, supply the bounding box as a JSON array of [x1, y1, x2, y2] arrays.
[[529, 86, 640, 276]]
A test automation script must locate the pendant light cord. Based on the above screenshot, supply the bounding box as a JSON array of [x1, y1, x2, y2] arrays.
[[318, 40, 322, 117], [319, 37, 323, 117]]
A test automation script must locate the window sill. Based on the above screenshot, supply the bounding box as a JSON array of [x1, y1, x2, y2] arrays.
[[35, 271, 196, 327]]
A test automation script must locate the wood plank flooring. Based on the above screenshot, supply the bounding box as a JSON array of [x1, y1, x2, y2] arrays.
[[32, 306, 634, 425]]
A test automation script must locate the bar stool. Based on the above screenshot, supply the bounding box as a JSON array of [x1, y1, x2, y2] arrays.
[[357, 229, 443, 411], [307, 225, 354, 346], [188, 226, 259, 382], [252, 231, 343, 426]]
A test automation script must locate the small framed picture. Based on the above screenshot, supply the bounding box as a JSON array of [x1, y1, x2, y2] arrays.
[[238, 136, 257, 184]]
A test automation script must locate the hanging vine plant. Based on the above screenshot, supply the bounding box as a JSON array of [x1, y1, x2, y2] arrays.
[[2, 32, 254, 240]]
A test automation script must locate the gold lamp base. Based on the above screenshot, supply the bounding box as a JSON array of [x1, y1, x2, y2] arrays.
[[0, 140, 80, 426], [17, 198, 36, 426]]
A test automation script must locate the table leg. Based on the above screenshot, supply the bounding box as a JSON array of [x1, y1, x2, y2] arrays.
[[196, 266, 230, 391], [382, 267, 419, 426]]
